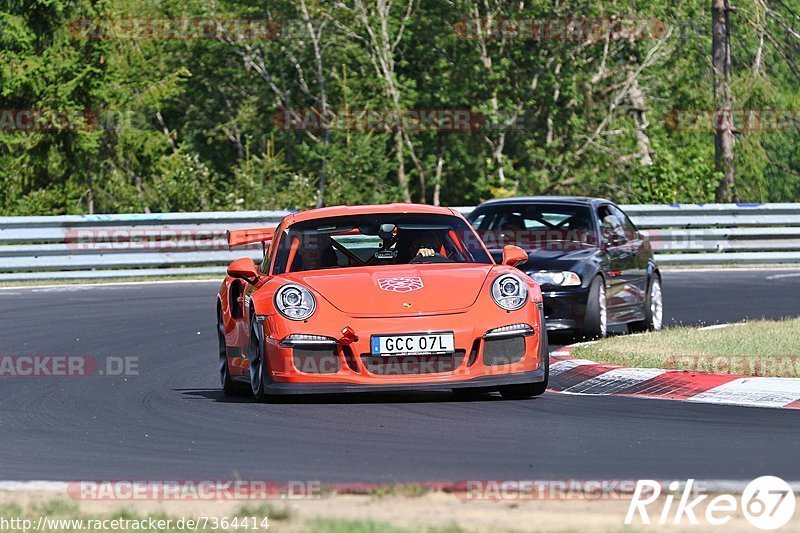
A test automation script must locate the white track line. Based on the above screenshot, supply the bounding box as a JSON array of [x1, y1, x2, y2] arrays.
[[689, 378, 800, 408], [563, 368, 666, 394], [548, 359, 599, 376], [662, 267, 800, 273], [0, 481, 69, 491], [698, 324, 730, 330], [766, 272, 800, 280]]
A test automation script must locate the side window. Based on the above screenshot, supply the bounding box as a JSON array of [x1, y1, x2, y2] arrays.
[[610, 206, 637, 241], [598, 205, 626, 244]]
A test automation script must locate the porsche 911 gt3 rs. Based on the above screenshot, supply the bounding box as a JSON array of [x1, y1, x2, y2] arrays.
[[216, 203, 548, 401]]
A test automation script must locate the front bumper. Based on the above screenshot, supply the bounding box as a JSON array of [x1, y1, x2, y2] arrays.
[[540, 287, 590, 331], [262, 368, 546, 395], [256, 302, 545, 389]]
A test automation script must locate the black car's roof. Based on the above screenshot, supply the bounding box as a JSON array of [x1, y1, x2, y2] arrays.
[[475, 196, 608, 207]]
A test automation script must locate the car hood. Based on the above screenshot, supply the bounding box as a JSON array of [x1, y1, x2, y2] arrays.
[[283, 264, 493, 316], [510, 246, 598, 272]]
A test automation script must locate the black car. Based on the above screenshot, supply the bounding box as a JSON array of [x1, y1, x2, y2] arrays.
[[467, 196, 662, 338]]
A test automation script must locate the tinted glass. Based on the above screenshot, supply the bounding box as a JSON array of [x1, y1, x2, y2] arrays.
[[469, 203, 597, 249], [272, 213, 492, 274]]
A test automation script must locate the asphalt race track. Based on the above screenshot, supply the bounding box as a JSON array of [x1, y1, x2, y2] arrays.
[[1, 270, 799, 482]]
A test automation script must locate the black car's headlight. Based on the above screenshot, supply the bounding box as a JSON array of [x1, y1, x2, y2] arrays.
[[275, 284, 316, 320], [528, 270, 582, 287], [491, 274, 528, 311]]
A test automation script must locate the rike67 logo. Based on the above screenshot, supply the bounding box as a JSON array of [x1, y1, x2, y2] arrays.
[[626, 477, 796, 530]]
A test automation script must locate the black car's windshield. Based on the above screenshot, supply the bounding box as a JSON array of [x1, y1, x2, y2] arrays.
[[469, 203, 597, 249], [272, 213, 492, 274]]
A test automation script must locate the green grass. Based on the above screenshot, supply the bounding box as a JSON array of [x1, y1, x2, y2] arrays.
[[0, 500, 465, 533], [28, 499, 80, 516], [571, 318, 800, 377], [234, 502, 292, 521]]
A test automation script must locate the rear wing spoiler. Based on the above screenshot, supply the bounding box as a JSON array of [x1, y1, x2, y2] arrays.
[[227, 227, 276, 250]]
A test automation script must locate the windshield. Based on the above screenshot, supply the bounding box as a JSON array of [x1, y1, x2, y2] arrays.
[[272, 213, 492, 274], [469, 203, 597, 249]]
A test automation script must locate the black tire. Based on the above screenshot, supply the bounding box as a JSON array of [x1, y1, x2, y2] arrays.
[[579, 276, 607, 340], [499, 313, 549, 400], [218, 311, 247, 396], [628, 274, 664, 333], [248, 316, 270, 402]]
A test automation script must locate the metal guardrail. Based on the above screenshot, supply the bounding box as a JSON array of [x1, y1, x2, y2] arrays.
[[0, 204, 798, 281], [623, 203, 800, 266]]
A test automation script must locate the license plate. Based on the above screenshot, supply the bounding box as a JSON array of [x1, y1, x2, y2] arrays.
[[370, 333, 455, 356]]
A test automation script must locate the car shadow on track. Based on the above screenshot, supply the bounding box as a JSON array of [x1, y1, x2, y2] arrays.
[[174, 388, 540, 405]]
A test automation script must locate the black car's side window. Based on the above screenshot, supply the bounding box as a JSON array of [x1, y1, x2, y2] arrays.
[[610, 206, 638, 242], [598, 206, 627, 245]]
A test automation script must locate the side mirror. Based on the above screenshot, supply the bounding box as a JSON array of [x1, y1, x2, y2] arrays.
[[501, 245, 528, 267], [227, 257, 260, 284]]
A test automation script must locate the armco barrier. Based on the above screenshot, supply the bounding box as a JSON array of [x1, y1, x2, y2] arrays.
[[0, 204, 798, 281]]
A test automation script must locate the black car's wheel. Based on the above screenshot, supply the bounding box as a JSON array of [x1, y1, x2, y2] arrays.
[[218, 312, 247, 396], [629, 274, 663, 333], [499, 317, 549, 400], [580, 276, 607, 339], [249, 316, 270, 402]]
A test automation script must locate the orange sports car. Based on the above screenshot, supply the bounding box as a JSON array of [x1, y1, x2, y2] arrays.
[[216, 203, 548, 401]]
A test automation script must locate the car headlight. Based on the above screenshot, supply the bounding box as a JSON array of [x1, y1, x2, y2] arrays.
[[528, 271, 582, 287], [275, 284, 316, 320], [491, 274, 529, 311]]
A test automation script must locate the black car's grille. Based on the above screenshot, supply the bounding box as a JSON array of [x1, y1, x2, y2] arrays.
[[293, 347, 340, 374], [360, 351, 466, 375], [483, 336, 526, 366]]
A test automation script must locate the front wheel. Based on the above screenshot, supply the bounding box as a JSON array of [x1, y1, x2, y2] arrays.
[[579, 276, 607, 339], [629, 274, 663, 333], [249, 316, 270, 402]]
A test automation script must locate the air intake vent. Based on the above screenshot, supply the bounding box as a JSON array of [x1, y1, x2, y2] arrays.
[[293, 347, 340, 374], [483, 336, 525, 366]]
